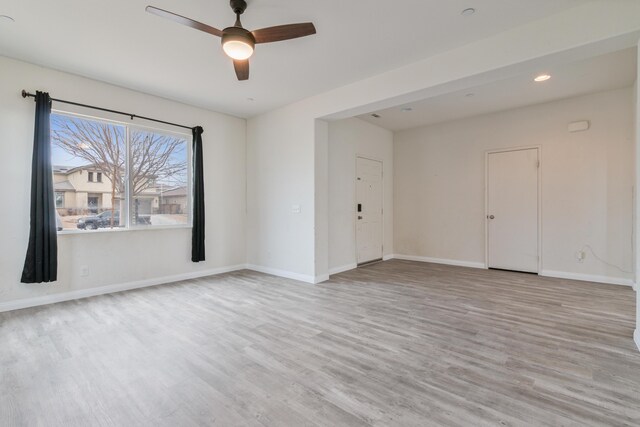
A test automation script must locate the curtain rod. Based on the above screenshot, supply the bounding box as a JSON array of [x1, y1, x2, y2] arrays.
[[21, 90, 194, 131]]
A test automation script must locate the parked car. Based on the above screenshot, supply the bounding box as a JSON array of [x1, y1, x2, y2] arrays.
[[77, 210, 152, 229], [77, 210, 121, 230]]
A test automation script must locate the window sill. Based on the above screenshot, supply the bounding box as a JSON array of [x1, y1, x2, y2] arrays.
[[57, 224, 192, 235]]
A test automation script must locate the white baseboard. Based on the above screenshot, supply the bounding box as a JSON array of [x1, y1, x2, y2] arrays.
[[635, 329, 640, 352], [5, 260, 631, 314], [329, 263, 358, 275], [328, 255, 394, 275], [539, 270, 634, 287], [0, 262, 334, 313], [390, 254, 486, 269], [0, 264, 247, 313], [245, 264, 319, 284], [387, 256, 632, 287], [314, 274, 330, 284]]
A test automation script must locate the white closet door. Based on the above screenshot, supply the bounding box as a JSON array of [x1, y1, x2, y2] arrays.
[[487, 148, 539, 273]]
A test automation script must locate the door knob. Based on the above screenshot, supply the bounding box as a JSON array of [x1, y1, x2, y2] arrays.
[[488, 215, 495, 220]]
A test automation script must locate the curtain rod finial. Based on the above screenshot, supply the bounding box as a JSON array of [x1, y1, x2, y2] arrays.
[[21, 90, 28, 98]]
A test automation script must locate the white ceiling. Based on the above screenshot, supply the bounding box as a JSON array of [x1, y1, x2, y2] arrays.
[[0, 0, 590, 118], [358, 48, 638, 131]]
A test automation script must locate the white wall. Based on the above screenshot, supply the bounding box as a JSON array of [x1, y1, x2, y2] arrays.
[[328, 118, 393, 274], [394, 88, 635, 284], [245, 105, 318, 282], [315, 119, 330, 281], [246, 2, 640, 283], [0, 56, 247, 308]]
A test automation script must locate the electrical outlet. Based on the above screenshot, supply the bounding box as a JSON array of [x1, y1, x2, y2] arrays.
[[80, 266, 89, 277], [576, 250, 586, 263]]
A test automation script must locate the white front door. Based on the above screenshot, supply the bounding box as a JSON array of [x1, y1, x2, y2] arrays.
[[356, 157, 383, 264], [487, 148, 539, 273]]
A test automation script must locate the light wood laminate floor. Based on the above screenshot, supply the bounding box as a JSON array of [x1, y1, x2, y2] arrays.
[[1, 260, 639, 426]]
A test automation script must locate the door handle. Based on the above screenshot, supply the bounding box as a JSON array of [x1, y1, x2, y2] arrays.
[[487, 215, 495, 220]]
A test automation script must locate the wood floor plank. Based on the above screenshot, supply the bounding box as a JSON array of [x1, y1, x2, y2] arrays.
[[1, 260, 639, 426]]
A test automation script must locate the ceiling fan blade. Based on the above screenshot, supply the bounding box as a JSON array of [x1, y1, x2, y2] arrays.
[[234, 59, 249, 81], [146, 6, 223, 37], [252, 23, 316, 44]]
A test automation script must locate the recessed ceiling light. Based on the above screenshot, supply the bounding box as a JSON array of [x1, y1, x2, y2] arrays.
[[461, 8, 476, 16], [465, 93, 475, 98], [371, 113, 381, 118], [0, 15, 15, 23], [401, 107, 413, 112], [534, 74, 551, 82], [246, 97, 255, 102]]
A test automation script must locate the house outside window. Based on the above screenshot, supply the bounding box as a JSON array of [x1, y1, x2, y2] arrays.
[[51, 112, 191, 232]]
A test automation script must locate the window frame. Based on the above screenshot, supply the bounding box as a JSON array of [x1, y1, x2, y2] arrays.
[[51, 109, 193, 234], [55, 191, 65, 209]]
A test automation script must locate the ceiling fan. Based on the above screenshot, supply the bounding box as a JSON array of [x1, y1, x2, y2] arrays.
[[146, 0, 317, 81]]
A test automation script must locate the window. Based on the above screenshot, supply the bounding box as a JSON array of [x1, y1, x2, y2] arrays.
[[55, 192, 64, 209], [87, 171, 103, 183], [51, 112, 191, 232]]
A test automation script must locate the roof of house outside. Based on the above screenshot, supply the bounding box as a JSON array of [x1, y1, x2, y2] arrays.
[[161, 186, 188, 197], [53, 165, 161, 181], [53, 164, 104, 175], [53, 180, 76, 191]]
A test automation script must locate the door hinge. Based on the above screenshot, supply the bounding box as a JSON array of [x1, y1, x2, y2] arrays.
[[537, 160, 540, 168]]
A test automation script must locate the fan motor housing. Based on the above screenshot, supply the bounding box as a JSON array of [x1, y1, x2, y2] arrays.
[[222, 26, 255, 48], [230, 0, 247, 15]]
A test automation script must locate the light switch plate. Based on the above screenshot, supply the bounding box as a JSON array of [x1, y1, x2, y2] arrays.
[[292, 204, 301, 214]]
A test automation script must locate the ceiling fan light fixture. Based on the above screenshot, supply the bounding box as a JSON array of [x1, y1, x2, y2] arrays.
[[145, 3, 316, 80], [223, 40, 254, 60], [222, 29, 255, 60]]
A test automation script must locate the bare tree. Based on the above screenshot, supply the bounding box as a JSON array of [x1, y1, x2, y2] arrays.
[[51, 116, 187, 226]]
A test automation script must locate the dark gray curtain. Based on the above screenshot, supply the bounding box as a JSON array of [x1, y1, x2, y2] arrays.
[[192, 126, 205, 262], [21, 91, 58, 283]]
